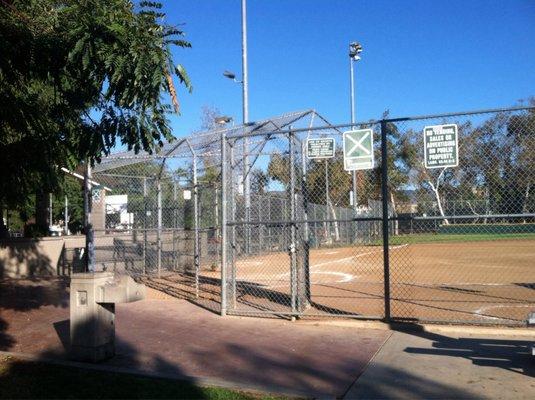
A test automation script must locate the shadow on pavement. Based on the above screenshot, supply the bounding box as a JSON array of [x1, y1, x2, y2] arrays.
[[346, 362, 481, 399], [0, 278, 209, 399], [0, 277, 69, 351], [402, 328, 534, 377], [348, 323, 534, 399]]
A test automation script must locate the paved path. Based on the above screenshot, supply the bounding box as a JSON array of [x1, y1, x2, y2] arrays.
[[2, 278, 533, 399], [0, 278, 389, 398], [345, 329, 535, 399]]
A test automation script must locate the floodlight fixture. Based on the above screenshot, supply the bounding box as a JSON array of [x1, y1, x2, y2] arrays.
[[215, 116, 233, 125], [349, 42, 363, 61], [223, 70, 237, 80]]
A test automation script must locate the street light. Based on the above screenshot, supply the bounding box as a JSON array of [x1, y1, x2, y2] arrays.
[[215, 115, 233, 125], [349, 41, 362, 241], [223, 71, 241, 83]]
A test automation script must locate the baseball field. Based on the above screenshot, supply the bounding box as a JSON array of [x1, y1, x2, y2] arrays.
[[112, 231, 534, 324], [187, 233, 535, 324]]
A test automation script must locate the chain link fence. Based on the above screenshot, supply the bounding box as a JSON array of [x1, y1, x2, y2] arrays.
[[90, 145, 223, 311], [220, 106, 535, 324], [90, 106, 535, 325], [386, 109, 535, 324]]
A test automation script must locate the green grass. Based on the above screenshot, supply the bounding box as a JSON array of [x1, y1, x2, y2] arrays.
[[0, 356, 289, 400], [386, 232, 535, 245]]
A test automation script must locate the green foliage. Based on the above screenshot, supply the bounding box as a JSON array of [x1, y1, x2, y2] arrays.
[[0, 0, 191, 215], [307, 152, 351, 207], [264, 106, 535, 219], [52, 175, 85, 233], [251, 168, 268, 194], [267, 153, 290, 186], [400, 104, 535, 216]]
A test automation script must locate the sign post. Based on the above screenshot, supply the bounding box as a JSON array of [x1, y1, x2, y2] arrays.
[[423, 124, 458, 169], [343, 129, 374, 170], [306, 138, 335, 159]]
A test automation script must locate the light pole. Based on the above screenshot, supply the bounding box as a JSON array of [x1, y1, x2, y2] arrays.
[[349, 42, 362, 124], [223, 0, 251, 253], [349, 42, 362, 242]]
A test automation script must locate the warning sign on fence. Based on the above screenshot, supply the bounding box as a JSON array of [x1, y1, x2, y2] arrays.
[[423, 124, 458, 169], [343, 129, 374, 170], [306, 138, 335, 159]]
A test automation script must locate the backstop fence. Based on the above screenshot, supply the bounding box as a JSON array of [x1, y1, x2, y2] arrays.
[[92, 106, 535, 326]]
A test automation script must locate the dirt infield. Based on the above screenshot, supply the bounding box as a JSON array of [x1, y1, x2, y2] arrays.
[[142, 238, 535, 324]]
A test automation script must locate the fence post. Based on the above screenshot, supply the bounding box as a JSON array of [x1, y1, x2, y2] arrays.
[[380, 120, 391, 322], [192, 154, 200, 298], [157, 179, 162, 278], [267, 195, 271, 247], [64, 195, 69, 235], [324, 159, 331, 241], [258, 194, 262, 250], [143, 177, 147, 275], [229, 142, 237, 309], [220, 130, 228, 316], [172, 179, 177, 270], [83, 161, 95, 272], [288, 129, 297, 316], [300, 139, 311, 308]]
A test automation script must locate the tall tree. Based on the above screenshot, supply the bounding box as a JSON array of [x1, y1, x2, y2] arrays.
[[0, 0, 192, 234]]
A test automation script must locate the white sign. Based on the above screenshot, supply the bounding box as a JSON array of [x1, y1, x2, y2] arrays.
[[423, 124, 458, 169], [343, 129, 374, 170], [105, 195, 128, 213], [306, 138, 335, 159], [183, 190, 192, 200], [91, 186, 103, 203]]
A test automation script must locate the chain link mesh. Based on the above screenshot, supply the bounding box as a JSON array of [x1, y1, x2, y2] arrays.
[[387, 109, 535, 324], [92, 148, 222, 312], [90, 106, 534, 325]]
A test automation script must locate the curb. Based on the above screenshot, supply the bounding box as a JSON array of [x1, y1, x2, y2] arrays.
[[295, 319, 534, 337]]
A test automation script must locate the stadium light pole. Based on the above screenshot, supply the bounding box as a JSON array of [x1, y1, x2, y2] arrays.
[[349, 41, 362, 240], [223, 0, 251, 253]]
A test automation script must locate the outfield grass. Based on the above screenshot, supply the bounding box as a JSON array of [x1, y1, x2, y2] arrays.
[[387, 232, 535, 245], [0, 356, 288, 400]]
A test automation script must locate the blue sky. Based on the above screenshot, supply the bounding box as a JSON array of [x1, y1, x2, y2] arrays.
[[162, 0, 535, 137]]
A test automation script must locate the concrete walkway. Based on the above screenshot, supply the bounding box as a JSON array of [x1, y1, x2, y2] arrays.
[[345, 329, 534, 399], [1, 278, 534, 399], [0, 278, 389, 398]]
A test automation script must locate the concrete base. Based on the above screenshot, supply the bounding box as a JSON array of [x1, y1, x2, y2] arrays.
[[70, 342, 115, 363]]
